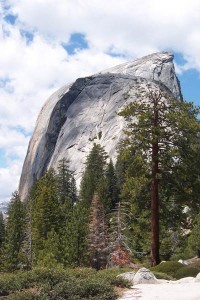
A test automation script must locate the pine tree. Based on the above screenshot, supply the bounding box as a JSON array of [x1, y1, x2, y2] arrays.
[[186, 213, 200, 257], [31, 169, 62, 263], [119, 86, 200, 265], [88, 193, 108, 270], [62, 202, 88, 267], [22, 198, 33, 269], [0, 211, 5, 249], [56, 158, 77, 209], [36, 229, 62, 268], [3, 191, 25, 271], [105, 159, 119, 210], [0, 211, 5, 269], [27, 165, 82, 267], [117, 144, 152, 257], [80, 143, 108, 207]]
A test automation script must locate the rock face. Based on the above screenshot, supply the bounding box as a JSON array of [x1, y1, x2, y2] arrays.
[[19, 52, 183, 200]]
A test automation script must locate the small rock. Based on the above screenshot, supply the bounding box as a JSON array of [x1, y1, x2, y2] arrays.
[[178, 259, 189, 265], [195, 272, 200, 282], [117, 271, 136, 284], [133, 267, 158, 284]]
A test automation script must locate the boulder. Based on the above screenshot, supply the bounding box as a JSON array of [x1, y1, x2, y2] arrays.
[[178, 259, 189, 265], [133, 268, 158, 284], [195, 272, 200, 282]]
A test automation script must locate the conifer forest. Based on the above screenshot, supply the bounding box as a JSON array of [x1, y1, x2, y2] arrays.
[[1, 90, 200, 299]]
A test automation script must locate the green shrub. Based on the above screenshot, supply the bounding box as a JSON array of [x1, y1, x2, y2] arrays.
[[66, 268, 97, 279], [189, 261, 200, 271], [5, 290, 39, 300], [28, 268, 68, 288], [78, 280, 115, 299], [152, 271, 175, 280], [0, 267, 132, 299], [175, 266, 199, 279], [95, 269, 132, 288], [151, 261, 200, 279], [41, 278, 116, 300], [0, 268, 69, 295], [0, 272, 25, 293], [151, 261, 184, 278]]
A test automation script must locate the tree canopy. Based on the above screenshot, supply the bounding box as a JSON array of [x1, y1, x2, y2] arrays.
[[119, 85, 200, 265]]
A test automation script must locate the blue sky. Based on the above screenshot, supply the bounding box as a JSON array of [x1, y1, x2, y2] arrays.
[[174, 52, 200, 105], [0, 0, 200, 205], [179, 69, 200, 105]]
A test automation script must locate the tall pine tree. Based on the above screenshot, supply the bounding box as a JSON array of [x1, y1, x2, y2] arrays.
[[61, 202, 88, 267], [56, 158, 77, 209], [3, 192, 25, 271], [88, 193, 108, 270], [80, 143, 108, 207], [31, 169, 62, 263], [119, 86, 200, 265], [0, 211, 5, 249]]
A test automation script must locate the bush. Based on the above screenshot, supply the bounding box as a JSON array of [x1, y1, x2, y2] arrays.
[[0, 268, 67, 294], [95, 269, 132, 288], [175, 267, 199, 279], [0, 268, 69, 297], [0, 267, 132, 299], [28, 268, 69, 288], [151, 261, 200, 279], [151, 261, 184, 278], [65, 268, 97, 279], [0, 272, 25, 293], [152, 271, 175, 280], [189, 261, 200, 271], [41, 278, 116, 300], [5, 290, 39, 300]]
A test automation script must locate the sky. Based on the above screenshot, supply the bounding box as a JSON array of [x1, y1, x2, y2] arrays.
[[0, 0, 200, 206]]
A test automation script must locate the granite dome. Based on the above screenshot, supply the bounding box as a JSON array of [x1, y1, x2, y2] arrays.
[[19, 52, 182, 200]]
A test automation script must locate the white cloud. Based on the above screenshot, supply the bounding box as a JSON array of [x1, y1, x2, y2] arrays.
[[0, 164, 21, 203], [1, 0, 200, 205], [6, 0, 200, 65]]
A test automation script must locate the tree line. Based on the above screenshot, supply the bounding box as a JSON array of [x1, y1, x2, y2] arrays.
[[1, 86, 200, 271]]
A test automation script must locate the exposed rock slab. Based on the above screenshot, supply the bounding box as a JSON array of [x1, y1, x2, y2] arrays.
[[19, 52, 183, 200], [101, 52, 182, 101]]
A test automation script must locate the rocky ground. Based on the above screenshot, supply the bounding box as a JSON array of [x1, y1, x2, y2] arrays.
[[119, 282, 200, 300], [118, 266, 200, 300]]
